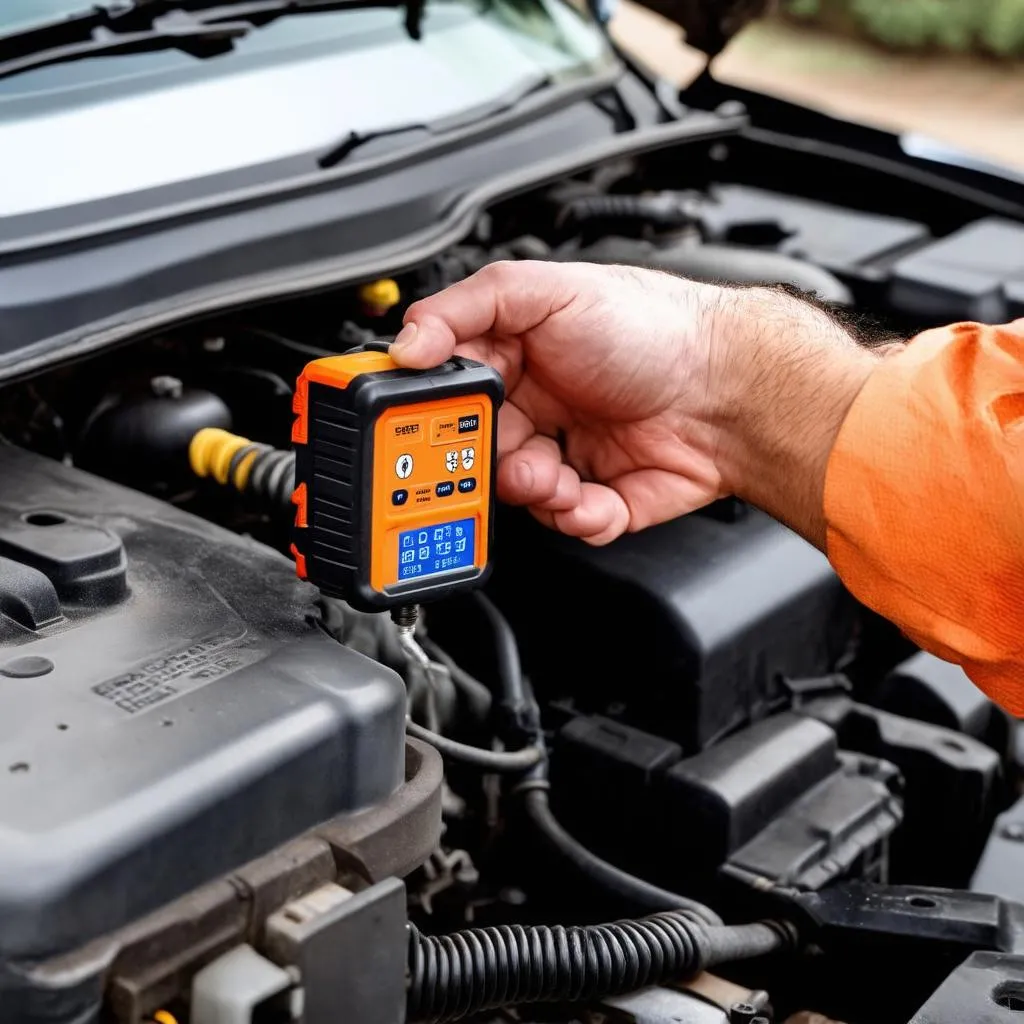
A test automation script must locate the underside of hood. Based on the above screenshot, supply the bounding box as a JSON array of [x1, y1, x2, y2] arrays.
[[631, 0, 772, 56]]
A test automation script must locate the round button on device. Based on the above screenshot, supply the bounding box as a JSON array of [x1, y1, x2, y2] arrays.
[[435, 481, 455, 498], [392, 489, 409, 506], [458, 477, 477, 494], [395, 454, 414, 479], [0, 656, 54, 679]]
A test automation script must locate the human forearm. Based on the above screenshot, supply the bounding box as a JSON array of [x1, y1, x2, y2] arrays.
[[704, 286, 885, 549]]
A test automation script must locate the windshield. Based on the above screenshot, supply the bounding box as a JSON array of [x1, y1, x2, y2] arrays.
[[2, 1, 87, 30], [0, 0, 614, 218], [0, 0, 610, 94]]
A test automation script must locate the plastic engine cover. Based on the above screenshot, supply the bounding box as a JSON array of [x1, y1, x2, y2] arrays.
[[0, 446, 405, 958], [492, 504, 855, 752]]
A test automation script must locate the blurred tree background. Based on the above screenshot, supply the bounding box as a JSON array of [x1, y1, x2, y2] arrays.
[[783, 0, 1024, 57]]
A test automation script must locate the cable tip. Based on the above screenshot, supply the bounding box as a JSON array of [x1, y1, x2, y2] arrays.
[[391, 604, 420, 630]]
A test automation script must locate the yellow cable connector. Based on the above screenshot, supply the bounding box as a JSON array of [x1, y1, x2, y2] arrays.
[[152, 1011, 179, 1024], [358, 278, 400, 315], [189, 427, 260, 490]]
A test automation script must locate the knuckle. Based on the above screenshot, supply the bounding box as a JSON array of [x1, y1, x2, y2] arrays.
[[479, 260, 516, 286]]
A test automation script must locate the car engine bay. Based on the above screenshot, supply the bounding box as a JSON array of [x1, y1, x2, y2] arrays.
[[2, 135, 1024, 1024]]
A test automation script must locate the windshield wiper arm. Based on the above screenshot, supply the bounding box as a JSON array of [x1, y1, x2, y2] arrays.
[[167, 0, 426, 40], [0, 14, 249, 84]]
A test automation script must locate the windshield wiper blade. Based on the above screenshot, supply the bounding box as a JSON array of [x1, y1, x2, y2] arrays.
[[150, 0, 426, 41], [0, 15, 249, 84]]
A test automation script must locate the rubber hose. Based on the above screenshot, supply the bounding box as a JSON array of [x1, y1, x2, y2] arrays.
[[574, 237, 852, 304], [406, 720, 545, 773], [406, 910, 796, 1022], [189, 428, 296, 513], [522, 789, 722, 927], [559, 193, 691, 230], [472, 592, 529, 719]]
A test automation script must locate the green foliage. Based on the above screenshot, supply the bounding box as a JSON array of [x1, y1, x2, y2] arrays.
[[782, 0, 1024, 56], [853, 0, 976, 51], [785, 0, 822, 16], [980, 0, 1024, 55]]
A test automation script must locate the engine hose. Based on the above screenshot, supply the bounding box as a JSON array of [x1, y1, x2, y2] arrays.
[[189, 427, 295, 512], [558, 193, 692, 230], [406, 911, 797, 1022], [522, 788, 722, 926], [572, 236, 852, 305], [406, 720, 546, 773]]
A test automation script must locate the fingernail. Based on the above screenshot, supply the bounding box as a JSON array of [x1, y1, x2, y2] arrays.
[[391, 322, 417, 353], [517, 460, 535, 492]]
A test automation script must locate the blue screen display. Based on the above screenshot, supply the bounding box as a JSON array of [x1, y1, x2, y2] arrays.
[[398, 517, 475, 581]]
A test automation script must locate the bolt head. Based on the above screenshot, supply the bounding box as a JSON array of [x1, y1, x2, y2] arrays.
[[150, 375, 183, 399]]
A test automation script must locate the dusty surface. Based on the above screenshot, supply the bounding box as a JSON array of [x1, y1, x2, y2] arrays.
[[612, 7, 1024, 172]]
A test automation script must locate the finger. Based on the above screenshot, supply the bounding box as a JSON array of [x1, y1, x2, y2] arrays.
[[392, 261, 571, 369], [496, 402, 535, 459], [529, 507, 558, 531], [609, 468, 719, 531], [497, 435, 564, 507], [552, 482, 631, 544], [535, 464, 582, 512]]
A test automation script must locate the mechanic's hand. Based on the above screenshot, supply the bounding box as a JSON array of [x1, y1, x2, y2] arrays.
[[390, 261, 879, 548], [391, 261, 727, 544]]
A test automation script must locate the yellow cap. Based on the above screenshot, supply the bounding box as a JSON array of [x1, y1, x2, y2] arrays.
[[358, 278, 400, 313], [153, 1012, 180, 1024]]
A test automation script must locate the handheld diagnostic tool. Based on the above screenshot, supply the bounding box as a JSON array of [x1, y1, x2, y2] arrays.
[[290, 344, 504, 613]]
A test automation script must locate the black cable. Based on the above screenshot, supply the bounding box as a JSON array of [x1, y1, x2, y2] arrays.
[[522, 788, 722, 927], [240, 325, 334, 360], [467, 594, 722, 926], [406, 720, 545, 773], [406, 909, 797, 1022], [472, 592, 528, 715], [421, 638, 493, 723]]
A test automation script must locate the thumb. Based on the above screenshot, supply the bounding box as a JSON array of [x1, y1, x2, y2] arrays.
[[389, 318, 456, 369], [391, 261, 569, 369]]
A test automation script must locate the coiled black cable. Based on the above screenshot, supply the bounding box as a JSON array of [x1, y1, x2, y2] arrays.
[[407, 911, 797, 1022], [238, 445, 295, 513], [189, 428, 296, 514]]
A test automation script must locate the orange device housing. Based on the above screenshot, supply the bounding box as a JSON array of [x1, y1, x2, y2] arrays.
[[291, 345, 503, 612]]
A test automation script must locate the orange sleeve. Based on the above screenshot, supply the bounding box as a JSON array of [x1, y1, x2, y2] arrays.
[[824, 320, 1024, 716]]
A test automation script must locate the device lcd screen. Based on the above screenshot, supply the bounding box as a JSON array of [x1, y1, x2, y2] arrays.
[[398, 517, 475, 580]]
